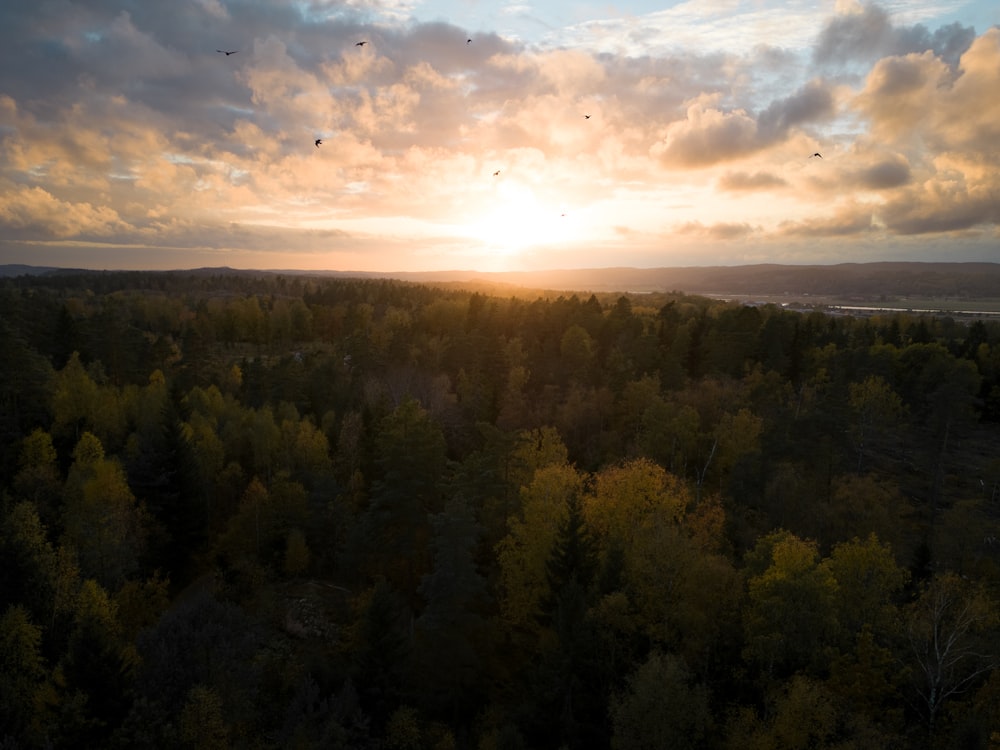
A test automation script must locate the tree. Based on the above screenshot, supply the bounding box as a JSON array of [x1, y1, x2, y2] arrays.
[[610, 651, 712, 750], [584, 458, 688, 546], [413, 496, 489, 718], [743, 531, 838, 678], [848, 375, 905, 474], [179, 685, 231, 750], [0, 501, 58, 626], [540, 492, 598, 630], [349, 578, 413, 725], [363, 398, 448, 601], [120, 590, 262, 747], [496, 463, 584, 628], [62, 433, 147, 590], [55, 579, 133, 746], [11, 428, 63, 525], [906, 572, 998, 732], [559, 324, 596, 384], [527, 491, 608, 750], [50, 351, 100, 441], [0, 605, 49, 743], [725, 675, 849, 750], [822, 534, 908, 644]]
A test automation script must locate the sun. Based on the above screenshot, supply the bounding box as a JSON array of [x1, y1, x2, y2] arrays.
[[465, 180, 575, 264]]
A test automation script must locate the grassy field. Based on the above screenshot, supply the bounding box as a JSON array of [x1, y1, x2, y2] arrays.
[[711, 293, 1000, 317]]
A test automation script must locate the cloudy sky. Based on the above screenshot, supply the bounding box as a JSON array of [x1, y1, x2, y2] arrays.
[[0, 0, 997, 272]]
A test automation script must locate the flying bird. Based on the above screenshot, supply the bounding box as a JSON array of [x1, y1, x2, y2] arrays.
[[810, 152, 823, 158], [493, 170, 500, 176], [217, 49, 238, 56], [315, 139, 322, 147], [467, 38, 472, 44], [355, 41, 367, 47], [584, 114, 591, 119]]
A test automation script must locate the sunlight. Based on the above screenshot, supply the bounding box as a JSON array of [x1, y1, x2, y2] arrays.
[[466, 181, 574, 264]]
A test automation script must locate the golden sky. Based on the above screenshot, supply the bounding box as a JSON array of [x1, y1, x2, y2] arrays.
[[0, 0, 997, 272]]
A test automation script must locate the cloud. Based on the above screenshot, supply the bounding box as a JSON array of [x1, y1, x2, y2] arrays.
[[0, 1, 995, 270], [877, 173, 1000, 235], [717, 171, 788, 192], [814, 3, 975, 68], [192, 0, 229, 21], [0, 184, 127, 239], [675, 220, 758, 240], [799, 29, 1000, 239], [853, 156, 912, 190], [779, 201, 878, 237], [651, 79, 835, 167]]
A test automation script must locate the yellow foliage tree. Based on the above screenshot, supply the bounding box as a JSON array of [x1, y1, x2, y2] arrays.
[[496, 463, 583, 627], [584, 458, 688, 546]]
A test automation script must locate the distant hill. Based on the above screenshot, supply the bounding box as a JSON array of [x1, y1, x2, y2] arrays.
[[491, 262, 1000, 298], [0, 264, 66, 278], [4, 262, 1000, 299]]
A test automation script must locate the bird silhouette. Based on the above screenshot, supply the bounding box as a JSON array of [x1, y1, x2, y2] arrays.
[[315, 139, 322, 147], [584, 114, 591, 119], [355, 41, 367, 47], [493, 170, 500, 177], [217, 49, 238, 56], [810, 152, 822, 158], [467, 38, 472, 44]]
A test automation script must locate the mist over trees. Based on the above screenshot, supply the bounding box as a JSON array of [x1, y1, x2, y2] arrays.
[[2, 269, 999, 749]]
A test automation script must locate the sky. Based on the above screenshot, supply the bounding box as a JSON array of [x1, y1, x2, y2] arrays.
[[0, 0, 997, 273]]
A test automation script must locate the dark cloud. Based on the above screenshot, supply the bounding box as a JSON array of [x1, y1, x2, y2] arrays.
[[879, 189, 1000, 235], [653, 79, 835, 168], [813, 4, 893, 66], [757, 79, 835, 141], [813, 3, 975, 68], [856, 158, 911, 190]]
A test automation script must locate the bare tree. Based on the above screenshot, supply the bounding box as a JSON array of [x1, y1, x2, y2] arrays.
[[906, 572, 998, 733]]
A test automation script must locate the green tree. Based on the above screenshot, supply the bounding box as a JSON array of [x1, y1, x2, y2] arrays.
[[11, 428, 63, 525], [50, 351, 100, 441], [179, 684, 231, 750], [55, 579, 133, 747], [414, 496, 489, 718], [610, 651, 712, 750], [349, 578, 413, 724], [822, 534, 908, 644], [0, 501, 58, 626], [0, 605, 49, 742], [363, 398, 448, 601], [62, 433, 147, 590], [848, 375, 905, 474], [743, 531, 838, 677]]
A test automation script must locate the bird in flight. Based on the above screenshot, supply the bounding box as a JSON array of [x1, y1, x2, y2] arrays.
[[467, 38, 472, 44], [315, 139, 323, 147], [493, 170, 500, 177], [584, 114, 591, 119], [810, 152, 823, 158], [217, 49, 238, 56], [355, 41, 367, 47]]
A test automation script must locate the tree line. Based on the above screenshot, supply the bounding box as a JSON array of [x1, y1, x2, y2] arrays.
[[1, 270, 999, 749]]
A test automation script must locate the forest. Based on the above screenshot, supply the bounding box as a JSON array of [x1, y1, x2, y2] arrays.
[[1, 269, 999, 750]]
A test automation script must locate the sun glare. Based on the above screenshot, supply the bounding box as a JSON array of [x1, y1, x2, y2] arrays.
[[466, 181, 575, 266]]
